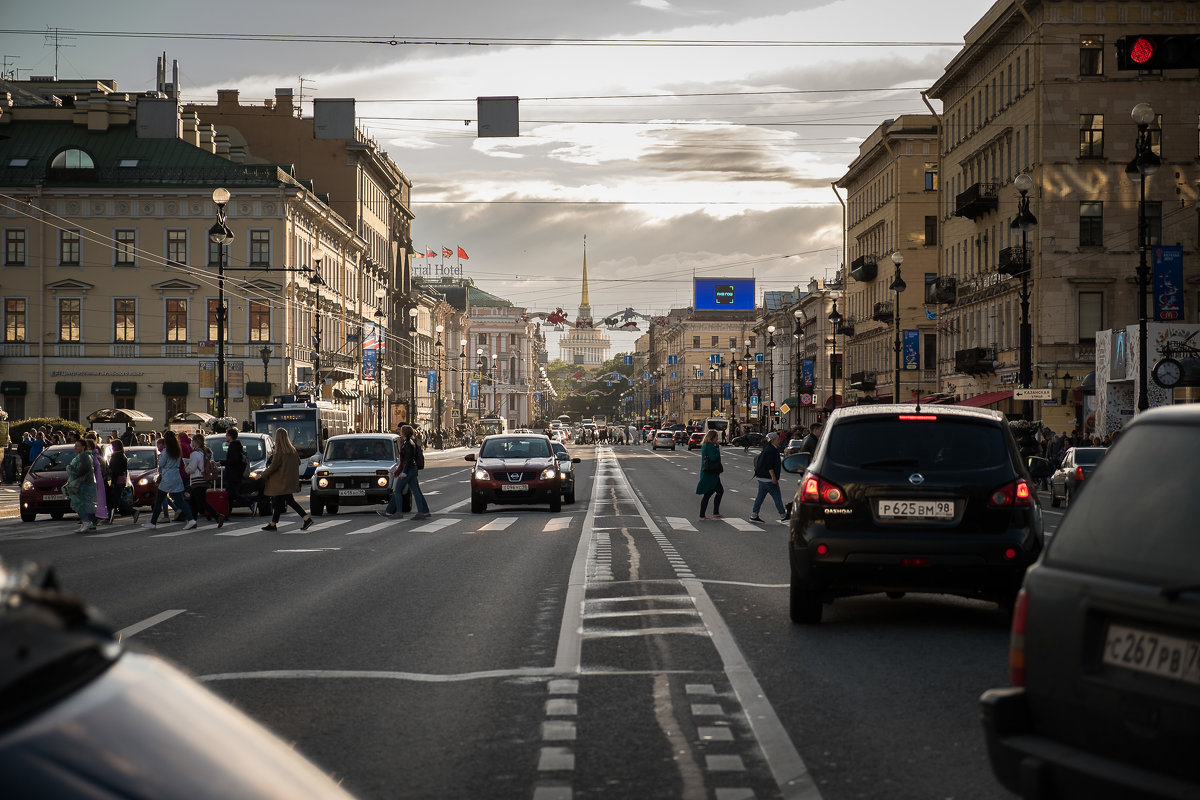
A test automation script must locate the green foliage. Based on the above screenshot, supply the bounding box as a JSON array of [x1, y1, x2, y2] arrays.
[[10, 417, 88, 441]]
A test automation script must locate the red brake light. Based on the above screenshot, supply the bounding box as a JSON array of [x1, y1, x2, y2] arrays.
[[989, 478, 1034, 508], [1074, 466, 1085, 482], [897, 415, 937, 421], [801, 473, 845, 504], [1009, 588, 1028, 686]]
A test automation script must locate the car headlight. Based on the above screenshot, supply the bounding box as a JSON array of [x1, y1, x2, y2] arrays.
[[21, 479, 32, 491], [376, 476, 389, 487], [248, 470, 260, 479], [316, 477, 329, 489], [558, 471, 568, 479], [138, 476, 153, 486], [473, 469, 489, 481], [540, 467, 557, 480]]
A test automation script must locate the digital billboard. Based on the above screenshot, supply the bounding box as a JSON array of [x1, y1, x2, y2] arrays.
[[694, 277, 755, 312]]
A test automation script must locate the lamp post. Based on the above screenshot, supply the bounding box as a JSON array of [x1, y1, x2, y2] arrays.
[[793, 309, 806, 428], [459, 338, 467, 427], [307, 251, 327, 401], [743, 339, 754, 430], [890, 252, 907, 403], [709, 361, 718, 415], [828, 301, 842, 411], [476, 348, 485, 415], [728, 349, 738, 433], [766, 325, 776, 431], [207, 188, 234, 419], [259, 345, 271, 385], [1127, 102, 1160, 413], [1012, 172, 1039, 421], [434, 324, 444, 443], [407, 307, 419, 424], [491, 351, 499, 417], [373, 302, 385, 431]]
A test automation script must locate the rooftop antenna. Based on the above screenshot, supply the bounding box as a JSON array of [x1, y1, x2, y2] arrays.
[[2, 55, 19, 81], [298, 76, 316, 117], [43, 26, 75, 80]]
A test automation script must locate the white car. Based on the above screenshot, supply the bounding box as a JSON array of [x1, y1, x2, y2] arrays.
[[309, 433, 403, 516], [652, 431, 676, 451]]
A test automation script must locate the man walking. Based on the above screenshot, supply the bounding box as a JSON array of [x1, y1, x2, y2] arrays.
[[378, 425, 431, 520], [800, 422, 822, 455], [749, 431, 789, 524]]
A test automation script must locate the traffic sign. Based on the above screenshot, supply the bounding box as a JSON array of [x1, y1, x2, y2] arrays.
[[1013, 388, 1052, 400], [780, 402, 791, 415]]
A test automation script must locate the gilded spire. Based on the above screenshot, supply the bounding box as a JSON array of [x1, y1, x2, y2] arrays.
[[578, 235, 592, 321]]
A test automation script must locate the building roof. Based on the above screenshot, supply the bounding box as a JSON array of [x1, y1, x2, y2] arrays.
[[468, 285, 513, 308], [763, 290, 800, 312]]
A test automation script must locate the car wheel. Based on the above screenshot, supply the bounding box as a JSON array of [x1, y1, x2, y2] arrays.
[[790, 574, 822, 625], [20, 508, 35, 522], [50, 511, 65, 520], [327, 503, 339, 515], [549, 493, 562, 512], [564, 488, 575, 504], [471, 496, 486, 514], [310, 496, 324, 516]]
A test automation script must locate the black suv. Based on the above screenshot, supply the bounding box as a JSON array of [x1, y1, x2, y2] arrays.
[[782, 405, 1051, 624], [981, 405, 1200, 799]]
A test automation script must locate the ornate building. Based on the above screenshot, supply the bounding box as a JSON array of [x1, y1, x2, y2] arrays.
[[558, 239, 611, 366]]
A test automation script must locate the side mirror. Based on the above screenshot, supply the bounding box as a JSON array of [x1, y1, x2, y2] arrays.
[[571, 457, 581, 464], [1026, 456, 1053, 480], [465, 453, 477, 462], [781, 453, 811, 474]]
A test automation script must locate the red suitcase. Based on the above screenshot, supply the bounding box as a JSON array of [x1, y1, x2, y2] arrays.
[[206, 467, 231, 518]]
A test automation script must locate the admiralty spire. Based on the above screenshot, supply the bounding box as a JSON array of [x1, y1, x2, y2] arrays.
[[558, 236, 611, 366]]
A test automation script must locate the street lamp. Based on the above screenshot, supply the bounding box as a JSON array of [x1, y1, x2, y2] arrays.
[[476, 348, 485, 414], [491, 350, 499, 417], [828, 301, 842, 411], [374, 303, 386, 431], [308, 250, 327, 400], [407, 307, 419, 424], [744, 339, 754, 430], [1012, 172, 1038, 421], [766, 325, 776, 431], [890, 251, 907, 403], [1127, 102, 1160, 413], [459, 338, 467, 427], [793, 309, 806, 428], [207, 188, 234, 419], [709, 361, 718, 415], [434, 325, 445, 444], [729, 348, 738, 432], [259, 345, 271, 385]]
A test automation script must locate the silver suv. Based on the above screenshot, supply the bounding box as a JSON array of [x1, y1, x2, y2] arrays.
[[309, 433, 403, 515]]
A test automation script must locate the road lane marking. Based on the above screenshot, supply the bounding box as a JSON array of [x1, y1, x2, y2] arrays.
[[116, 608, 184, 640], [345, 519, 400, 536], [479, 516, 518, 531], [411, 518, 455, 533], [724, 518, 762, 532], [666, 516, 697, 531], [543, 517, 572, 532]]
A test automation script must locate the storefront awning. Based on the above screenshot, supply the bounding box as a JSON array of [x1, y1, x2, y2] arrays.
[[162, 381, 189, 397], [55, 381, 81, 396], [1, 380, 27, 395], [111, 381, 137, 396], [956, 390, 1012, 408], [333, 388, 360, 400], [822, 393, 844, 412]]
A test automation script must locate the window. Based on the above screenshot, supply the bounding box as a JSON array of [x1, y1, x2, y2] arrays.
[[114, 230, 135, 266], [166, 395, 187, 418], [728, 338, 736, 349], [60, 230, 81, 266], [5, 229, 25, 266], [924, 163, 938, 191], [114, 394, 135, 410], [208, 240, 224, 267], [249, 300, 270, 342], [1080, 35, 1103, 75], [167, 230, 188, 267], [711, 335, 719, 347], [692, 336, 701, 348], [923, 333, 937, 371], [1144, 201, 1162, 247], [692, 394, 702, 411], [924, 216, 938, 246], [3, 394, 24, 420], [509, 334, 519, 345], [4, 298, 26, 341], [59, 298, 81, 342], [1079, 202, 1103, 247], [51, 149, 94, 169], [1079, 115, 1104, 158], [114, 299, 136, 342], [477, 333, 488, 347], [1078, 292, 1103, 343], [58, 395, 79, 423], [208, 299, 227, 342], [166, 299, 187, 342]]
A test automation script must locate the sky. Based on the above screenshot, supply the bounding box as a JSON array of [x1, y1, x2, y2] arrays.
[[2, 0, 997, 344]]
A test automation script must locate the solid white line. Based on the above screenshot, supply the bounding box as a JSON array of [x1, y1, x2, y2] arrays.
[[200, 666, 558, 683], [116, 608, 184, 640], [554, 448, 602, 673]]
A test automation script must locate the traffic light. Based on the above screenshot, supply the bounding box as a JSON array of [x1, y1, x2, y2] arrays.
[[736, 363, 744, 375], [1116, 34, 1200, 70]]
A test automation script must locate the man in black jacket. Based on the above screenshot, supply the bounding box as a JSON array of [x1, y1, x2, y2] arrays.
[[224, 427, 248, 513], [749, 431, 789, 523]]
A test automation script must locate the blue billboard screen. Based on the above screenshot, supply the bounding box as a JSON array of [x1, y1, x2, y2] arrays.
[[694, 277, 755, 311]]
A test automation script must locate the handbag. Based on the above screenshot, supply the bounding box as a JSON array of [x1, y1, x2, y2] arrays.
[[701, 455, 723, 474]]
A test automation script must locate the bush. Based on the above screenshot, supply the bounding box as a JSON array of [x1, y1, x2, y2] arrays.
[[10, 417, 89, 442]]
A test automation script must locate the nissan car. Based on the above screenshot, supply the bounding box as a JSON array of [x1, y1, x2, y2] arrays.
[[466, 434, 563, 514]]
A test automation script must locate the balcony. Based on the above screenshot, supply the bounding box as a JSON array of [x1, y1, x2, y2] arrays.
[[849, 371, 877, 391], [871, 301, 894, 323], [998, 246, 1030, 277], [836, 321, 855, 337], [162, 344, 192, 358], [954, 347, 998, 375], [925, 276, 958, 305], [849, 254, 878, 282], [953, 182, 999, 220]]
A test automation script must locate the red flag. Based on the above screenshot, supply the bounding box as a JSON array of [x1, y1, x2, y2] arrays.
[[426, 248, 436, 258], [457, 246, 469, 260], [442, 246, 453, 258]]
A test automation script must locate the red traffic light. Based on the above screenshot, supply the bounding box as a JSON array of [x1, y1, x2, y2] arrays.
[[769, 401, 776, 408], [736, 363, 744, 374], [1117, 34, 1200, 70], [1129, 36, 1156, 65]]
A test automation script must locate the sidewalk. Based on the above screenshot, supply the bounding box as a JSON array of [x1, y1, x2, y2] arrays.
[[0, 484, 19, 519]]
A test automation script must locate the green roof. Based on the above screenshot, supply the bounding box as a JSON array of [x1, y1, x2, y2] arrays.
[[467, 285, 512, 307], [0, 120, 289, 188]]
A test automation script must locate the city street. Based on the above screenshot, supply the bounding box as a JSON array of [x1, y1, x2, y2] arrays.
[[0, 443, 1065, 800]]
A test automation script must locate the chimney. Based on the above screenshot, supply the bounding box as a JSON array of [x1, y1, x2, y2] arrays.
[[214, 132, 232, 158], [198, 123, 216, 153], [216, 89, 240, 108], [275, 87, 294, 116], [181, 111, 200, 146]]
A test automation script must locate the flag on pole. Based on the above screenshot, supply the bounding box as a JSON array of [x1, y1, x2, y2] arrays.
[[442, 246, 453, 258], [426, 248, 436, 258], [457, 246, 469, 260], [413, 251, 424, 258]]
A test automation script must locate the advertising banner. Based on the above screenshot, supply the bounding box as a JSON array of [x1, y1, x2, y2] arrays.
[[1154, 245, 1184, 321], [801, 358, 815, 389], [903, 330, 920, 370]]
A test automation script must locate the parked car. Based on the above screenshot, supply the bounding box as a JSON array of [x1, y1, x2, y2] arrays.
[[205, 433, 275, 516], [551, 441, 582, 504], [1048, 446, 1106, 508], [783, 438, 806, 456], [466, 434, 563, 514], [782, 405, 1052, 624], [18, 445, 76, 521], [652, 431, 676, 451], [687, 432, 704, 450], [980, 404, 1200, 800], [309, 433, 403, 516]]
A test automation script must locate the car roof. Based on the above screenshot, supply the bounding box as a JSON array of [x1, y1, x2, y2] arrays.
[[326, 433, 401, 441], [207, 431, 271, 439], [484, 433, 551, 441], [827, 403, 1007, 424]]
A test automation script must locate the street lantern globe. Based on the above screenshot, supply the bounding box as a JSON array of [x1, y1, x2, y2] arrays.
[[259, 346, 271, 367], [1131, 102, 1155, 127], [211, 187, 230, 205], [1014, 172, 1034, 195], [828, 303, 842, 325], [891, 251, 904, 268]]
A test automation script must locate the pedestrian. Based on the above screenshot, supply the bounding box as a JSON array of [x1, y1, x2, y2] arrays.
[[65, 439, 98, 533], [799, 422, 822, 455], [695, 429, 725, 520], [224, 427, 249, 514], [749, 430, 789, 524], [378, 424, 430, 520], [107, 439, 139, 523], [28, 429, 45, 464], [143, 431, 196, 530], [87, 436, 110, 525], [258, 428, 313, 531], [187, 433, 224, 528]]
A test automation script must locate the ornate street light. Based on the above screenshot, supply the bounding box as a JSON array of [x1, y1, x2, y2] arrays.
[[890, 251, 907, 403], [828, 301, 842, 412], [1127, 102, 1160, 413], [1012, 172, 1038, 421], [207, 188, 234, 418], [308, 250, 327, 400], [373, 302, 386, 431]]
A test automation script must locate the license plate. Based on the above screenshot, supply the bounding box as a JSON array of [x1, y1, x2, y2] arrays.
[[501, 484, 529, 492], [877, 499, 954, 519], [1103, 623, 1200, 685], [42, 493, 65, 501], [338, 489, 366, 497]]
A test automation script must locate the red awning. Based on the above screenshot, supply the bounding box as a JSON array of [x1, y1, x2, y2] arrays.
[[919, 393, 955, 405], [822, 393, 843, 411], [956, 390, 1013, 408]]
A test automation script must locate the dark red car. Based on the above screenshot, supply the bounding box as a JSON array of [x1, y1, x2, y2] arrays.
[[465, 433, 563, 514], [19, 445, 76, 521], [125, 446, 163, 507], [687, 432, 704, 450]]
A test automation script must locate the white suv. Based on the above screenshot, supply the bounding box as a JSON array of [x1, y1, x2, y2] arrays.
[[309, 433, 403, 516]]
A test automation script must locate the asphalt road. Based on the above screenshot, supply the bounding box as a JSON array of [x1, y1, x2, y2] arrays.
[[0, 443, 1065, 799]]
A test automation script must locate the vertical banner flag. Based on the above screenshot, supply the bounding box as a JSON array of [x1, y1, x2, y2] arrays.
[[1153, 245, 1184, 321], [750, 377, 758, 394], [469, 380, 478, 399], [362, 323, 383, 381], [427, 370, 437, 393], [903, 330, 921, 370], [723, 383, 731, 400], [801, 358, 815, 389]]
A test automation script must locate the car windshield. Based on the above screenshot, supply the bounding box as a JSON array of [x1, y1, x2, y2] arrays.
[[826, 417, 1009, 471], [1048, 423, 1197, 584], [125, 450, 159, 470], [208, 438, 266, 462], [552, 443, 569, 459], [481, 438, 551, 459], [30, 448, 73, 473], [1071, 447, 1106, 465], [325, 439, 394, 461]]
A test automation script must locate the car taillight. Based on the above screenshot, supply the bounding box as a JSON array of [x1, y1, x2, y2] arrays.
[[1074, 466, 1085, 482], [800, 473, 845, 504], [1009, 588, 1028, 686], [989, 478, 1034, 508]]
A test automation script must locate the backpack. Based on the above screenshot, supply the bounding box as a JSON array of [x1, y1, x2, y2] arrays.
[[415, 443, 425, 470], [203, 451, 219, 484], [753, 450, 765, 476]]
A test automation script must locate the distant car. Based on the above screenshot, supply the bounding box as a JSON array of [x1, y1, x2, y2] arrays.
[[125, 446, 163, 507], [551, 441, 582, 504], [730, 432, 765, 448], [652, 431, 676, 451], [19, 445, 76, 521], [783, 438, 805, 456], [672, 430, 688, 445], [309, 433, 404, 516], [466, 433, 563, 514], [687, 432, 704, 450], [206, 433, 275, 516], [980, 404, 1200, 799], [782, 404, 1051, 624], [1048, 446, 1106, 508]]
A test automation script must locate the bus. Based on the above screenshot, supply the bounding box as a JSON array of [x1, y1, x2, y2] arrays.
[[477, 415, 508, 438], [252, 395, 350, 477], [703, 417, 730, 444]]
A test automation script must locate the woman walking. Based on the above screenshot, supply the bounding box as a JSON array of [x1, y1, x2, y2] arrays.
[[87, 436, 110, 526], [66, 439, 98, 532], [187, 433, 224, 528], [143, 430, 196, 530], [259, 428, 313, 532], [695, 429, 725, 521], [379, 425, 430, 520], [107, 439, 139, 523]]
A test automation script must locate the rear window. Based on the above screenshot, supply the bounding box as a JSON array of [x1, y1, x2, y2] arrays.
[[1071, 447, 1106, 465], [1047, 422, 1199, 584], [825, 416, 1011, 472]]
